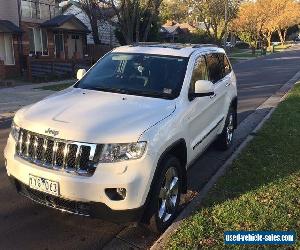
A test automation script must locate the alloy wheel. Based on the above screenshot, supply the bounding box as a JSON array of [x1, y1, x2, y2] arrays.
[[158, 166, 179, 223], [226, 113, 234, 144]]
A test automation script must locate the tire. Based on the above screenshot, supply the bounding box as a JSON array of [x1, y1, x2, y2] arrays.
[[145, 155, 182, 233], [215, 107, 235, 151]]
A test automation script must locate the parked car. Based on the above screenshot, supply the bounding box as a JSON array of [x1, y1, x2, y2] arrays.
[[294, 37, 300, 42], [226, 42, 234, 48], [272, 42, 281, 46], [235, 41, 250, 49], [4, 43, 238, 233]]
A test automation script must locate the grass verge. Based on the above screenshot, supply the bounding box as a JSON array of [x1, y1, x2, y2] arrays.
[[229, 44, 292, 61], [165, 83, 300, 249], [35, 83, 74, 91]]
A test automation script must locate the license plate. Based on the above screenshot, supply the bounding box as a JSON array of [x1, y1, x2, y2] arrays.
[[29, 175, 59, 196]]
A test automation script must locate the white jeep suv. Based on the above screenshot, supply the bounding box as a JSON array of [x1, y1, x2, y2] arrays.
[[4, 43, 237, 232]]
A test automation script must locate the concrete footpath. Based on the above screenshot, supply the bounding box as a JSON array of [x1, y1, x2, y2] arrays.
[[0, 79, 75, 117]]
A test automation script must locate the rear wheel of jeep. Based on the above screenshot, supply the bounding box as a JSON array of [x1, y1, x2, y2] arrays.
[[146, 155, 182, 233], [216, 107, 235, 150]]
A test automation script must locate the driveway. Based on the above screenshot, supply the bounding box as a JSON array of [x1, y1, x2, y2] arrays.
[[1, 44, 300, 249]]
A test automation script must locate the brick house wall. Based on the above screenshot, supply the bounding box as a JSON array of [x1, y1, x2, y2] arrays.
[[0, 0, 21, 79], [0, 34, 21, 80], [21, 21, 54, 57]]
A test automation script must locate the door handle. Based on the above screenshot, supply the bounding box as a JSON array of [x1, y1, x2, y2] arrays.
[[210, 93, 217, 99], [225, 82, 231, 87]]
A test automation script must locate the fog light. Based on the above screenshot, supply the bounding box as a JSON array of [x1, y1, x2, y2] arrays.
[[116, 188, 126, 199], [105, 188, 127, 201]]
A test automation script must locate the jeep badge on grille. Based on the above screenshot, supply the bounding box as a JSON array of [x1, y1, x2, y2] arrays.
[[45, 128, 59, 137]]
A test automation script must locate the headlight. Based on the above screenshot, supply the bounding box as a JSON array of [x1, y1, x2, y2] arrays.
[[11, 121, 20, 141], [99, 142, 147, 163]]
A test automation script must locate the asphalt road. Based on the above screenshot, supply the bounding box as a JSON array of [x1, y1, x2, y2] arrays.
[[1, 45, 300, 250]]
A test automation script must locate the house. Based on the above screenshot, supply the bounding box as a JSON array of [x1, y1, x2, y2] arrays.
[[160, 25, 181, 42], [160, 21, 198, 42], [63, 1, 119, 47], [0, 0, 22, 79], [0, 0, 90, 80]]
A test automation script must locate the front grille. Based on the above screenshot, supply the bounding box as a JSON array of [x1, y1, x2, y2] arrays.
[[15, 128, 102, 176], [17, 180, 90, 216]]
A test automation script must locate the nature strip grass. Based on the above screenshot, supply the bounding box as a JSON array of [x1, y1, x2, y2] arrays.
[[165, 83, 300, 249]]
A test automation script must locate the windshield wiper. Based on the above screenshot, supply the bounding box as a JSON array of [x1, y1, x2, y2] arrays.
[[121, 89, 173, 99], [87, 86, 129, 94], [85, 86, 174, 99]]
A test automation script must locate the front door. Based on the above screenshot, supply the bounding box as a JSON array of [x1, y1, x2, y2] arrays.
[[67, 34, 83, 59], [54, 32, 64, 58], [186, 55, 216, 160]]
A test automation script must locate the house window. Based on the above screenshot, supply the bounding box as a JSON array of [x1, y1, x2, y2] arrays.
[[21, 0, 38, 19], [0, 33, 15, 65], [21, 0, 57, 19], [29, 28, 48, 55], [40, 3, 51, 19]]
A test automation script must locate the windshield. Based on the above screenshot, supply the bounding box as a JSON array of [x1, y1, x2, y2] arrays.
[[75, 53, 188, 99]]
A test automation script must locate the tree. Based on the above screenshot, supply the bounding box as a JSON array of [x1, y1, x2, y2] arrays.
[[160, 0, 189, 23], [77, 0, 102, 44], [258, 0, 282, 48], [231, 2, 263, 54], [188, 0, 240, 43], [274, 0, 300, 44], [101, 0, 163, 44]]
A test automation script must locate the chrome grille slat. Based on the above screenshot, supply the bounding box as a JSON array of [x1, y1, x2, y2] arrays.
[[18, 131, 24, 154], [74, 145, 82, 171], [33, 136, 38, 161], [52, 141, 59, 166], [62, 143, 70, 169], [25, 133, 31, 157], [15, 129, 99, 176], [42, 138, 48, 165]]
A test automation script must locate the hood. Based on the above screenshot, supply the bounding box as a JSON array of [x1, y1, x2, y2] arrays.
[[15, 87, 176, 143]]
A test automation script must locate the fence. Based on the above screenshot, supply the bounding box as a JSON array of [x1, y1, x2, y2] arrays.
[[27, 58, 90, 81], [87, 44, 113, 63], [27, 45, 114, 80]]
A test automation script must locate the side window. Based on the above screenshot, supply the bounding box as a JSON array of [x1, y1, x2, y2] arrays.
[[224, 55, 232, 76], [190, 56, 208, 93], [206, 53, 223, 83]]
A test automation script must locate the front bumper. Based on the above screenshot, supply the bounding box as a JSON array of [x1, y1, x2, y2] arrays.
[[9, 176, 144, 223], [4, 134, 156, 214]]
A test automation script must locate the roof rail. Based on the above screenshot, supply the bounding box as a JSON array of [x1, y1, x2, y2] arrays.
[[129, 42, 219, 50], [191, 44, 218, 48], [130, 42, 161, 47]]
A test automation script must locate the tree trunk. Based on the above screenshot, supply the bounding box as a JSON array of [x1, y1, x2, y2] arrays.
[[267, 36, 272, 49], [277, 30, 284, 44], [251, 46, 256, 55], [283, 29, 287, 45], [90, 16, 100, 44], [142, 13, 154, 42]]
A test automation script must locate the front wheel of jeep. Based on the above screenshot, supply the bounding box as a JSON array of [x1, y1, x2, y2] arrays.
[[146, 155, 182, 233]]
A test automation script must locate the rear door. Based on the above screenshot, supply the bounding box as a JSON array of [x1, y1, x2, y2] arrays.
[[205, 53, 230, 135]]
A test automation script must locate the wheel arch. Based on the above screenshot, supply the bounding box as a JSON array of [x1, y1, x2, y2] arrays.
[[156, 139, 188, 194], [141, 138, 188, 223]]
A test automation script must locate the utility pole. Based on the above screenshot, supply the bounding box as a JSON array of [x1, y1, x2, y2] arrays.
[[223, 0, 228, 51]]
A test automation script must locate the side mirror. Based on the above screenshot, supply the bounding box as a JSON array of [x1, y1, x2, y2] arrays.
[[77, 68, 87, 80], [190, 80, 214, 98]]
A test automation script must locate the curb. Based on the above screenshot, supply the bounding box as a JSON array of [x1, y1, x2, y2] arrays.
[[150, 71, 300, 250]]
